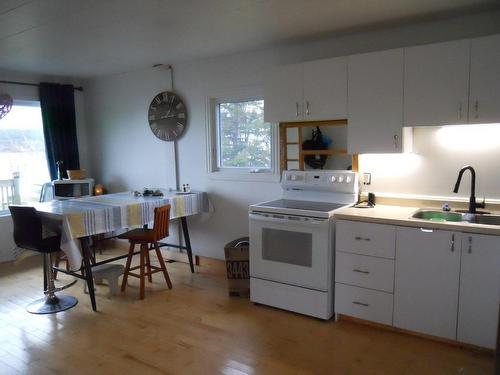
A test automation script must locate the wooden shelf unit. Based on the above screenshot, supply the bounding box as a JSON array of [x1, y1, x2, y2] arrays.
[[279, 119, 358, 172]]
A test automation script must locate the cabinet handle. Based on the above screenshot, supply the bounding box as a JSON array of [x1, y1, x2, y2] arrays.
[[420, 228, 433, 233], [295, 102, 299, 117], [393, 134, 399, 150], [468, 236, 472, 254], [352, 301, 370, 307], [306, 101, 310, 116], [458, 102, 463, 120], [353, 269, 370, 274], [450, 233, 455, 252], [354, 236, 371, 241], [474, 100, 479, 119]]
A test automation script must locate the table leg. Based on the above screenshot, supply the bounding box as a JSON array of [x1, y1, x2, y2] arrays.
[[81, 237, 97, 311], [180, 217, 195, 273]]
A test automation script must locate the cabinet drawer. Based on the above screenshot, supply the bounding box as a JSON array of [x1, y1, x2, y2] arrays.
[[335, 283, 393, 326], [335, 252, 394, 293], [336, 220, 396, 258]]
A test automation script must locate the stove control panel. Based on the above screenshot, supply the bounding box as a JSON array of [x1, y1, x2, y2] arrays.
[[282, 170, 358, 193]]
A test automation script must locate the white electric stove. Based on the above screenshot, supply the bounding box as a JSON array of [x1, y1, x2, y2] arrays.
[[249, 170, 358, 319]]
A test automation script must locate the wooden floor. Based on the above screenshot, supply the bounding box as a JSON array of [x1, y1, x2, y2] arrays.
[[0, 243, 495, 375]]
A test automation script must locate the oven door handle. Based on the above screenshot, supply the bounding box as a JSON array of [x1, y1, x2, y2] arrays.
[[249, 213, 328, 226]]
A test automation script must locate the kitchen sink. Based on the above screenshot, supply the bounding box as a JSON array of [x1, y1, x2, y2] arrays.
[[411, 210, 466, 222], [469, 215, 500, 226], [411, 209, 500, 226]]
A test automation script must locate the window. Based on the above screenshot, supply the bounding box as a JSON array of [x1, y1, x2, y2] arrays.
[[209, 96, 277, 179], [0, 101, 50, 211]]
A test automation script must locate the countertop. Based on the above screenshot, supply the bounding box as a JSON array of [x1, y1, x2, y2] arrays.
[[334, 204, 500, 236]]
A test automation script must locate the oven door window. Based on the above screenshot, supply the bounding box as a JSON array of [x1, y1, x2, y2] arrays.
[[262, 228, 312, 267]]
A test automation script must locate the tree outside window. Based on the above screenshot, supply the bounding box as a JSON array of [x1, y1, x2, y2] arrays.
[[217, 99, 272, 170]]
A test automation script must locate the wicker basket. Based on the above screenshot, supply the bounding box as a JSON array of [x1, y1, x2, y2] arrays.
[[66, 169, 86, 179]]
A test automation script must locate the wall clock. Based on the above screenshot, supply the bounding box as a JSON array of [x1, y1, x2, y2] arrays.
[[148, 91, 187, 141]]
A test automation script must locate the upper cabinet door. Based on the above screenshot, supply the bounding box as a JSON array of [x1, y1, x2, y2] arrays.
[[348, 49, 404, 154], [404, 40, 470, 126], [458, 233, 500, 349], [303, 57, 347, 121], [264, 63, 303, 123], [469, 34, 500, 124]]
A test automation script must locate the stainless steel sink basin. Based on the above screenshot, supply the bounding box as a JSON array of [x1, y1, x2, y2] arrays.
[[411, 210, 466, 222], [411, 209, 500, 226], [469, 215, 500, 226]]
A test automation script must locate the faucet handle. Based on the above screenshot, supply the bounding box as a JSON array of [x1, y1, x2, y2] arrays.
[[480, 197, 486, 208]]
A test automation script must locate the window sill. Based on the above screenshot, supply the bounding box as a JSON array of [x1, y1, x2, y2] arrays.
[[207, 171, 280, 183]]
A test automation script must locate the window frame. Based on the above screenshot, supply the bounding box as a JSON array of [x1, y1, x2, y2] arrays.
[[206, 88, 279, 182]]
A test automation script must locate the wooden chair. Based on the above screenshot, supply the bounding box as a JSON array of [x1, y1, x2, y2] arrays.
[[118, 204, 172, 299]]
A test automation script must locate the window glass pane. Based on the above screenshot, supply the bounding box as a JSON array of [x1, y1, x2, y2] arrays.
[[218, 99, 271, 169], [0, 103, 50, 209]]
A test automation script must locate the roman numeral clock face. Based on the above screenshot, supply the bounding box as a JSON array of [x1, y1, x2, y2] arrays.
[[148, 91, 187, 141]]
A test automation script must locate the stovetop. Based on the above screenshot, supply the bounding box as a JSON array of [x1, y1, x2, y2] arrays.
[[254, 199, 347, 213], [249, 170, 358, 218], [250, 199, 350, 219]]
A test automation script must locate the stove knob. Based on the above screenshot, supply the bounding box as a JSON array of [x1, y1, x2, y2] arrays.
[[345, 176, 352, 183], [330, 176, 336, 183], [338, 176, 344, 183]]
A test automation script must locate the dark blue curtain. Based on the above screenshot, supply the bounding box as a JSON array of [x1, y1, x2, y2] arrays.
[[39, 83, 80, 180]]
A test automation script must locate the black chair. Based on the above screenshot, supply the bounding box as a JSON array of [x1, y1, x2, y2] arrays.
[[9, 205, 78, 314]]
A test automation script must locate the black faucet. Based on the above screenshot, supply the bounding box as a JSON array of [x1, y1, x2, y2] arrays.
[[453, 166, 485, 214]]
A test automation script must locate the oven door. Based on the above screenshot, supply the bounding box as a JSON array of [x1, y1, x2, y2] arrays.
[[249, 212, 332, 291]]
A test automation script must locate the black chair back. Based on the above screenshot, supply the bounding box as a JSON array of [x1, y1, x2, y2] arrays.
[[9, 205, 56, 253]]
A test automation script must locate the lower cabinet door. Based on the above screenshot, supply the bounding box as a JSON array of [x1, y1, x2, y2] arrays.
[[394, 227, 461, 340], [458, 233, 500, 349]]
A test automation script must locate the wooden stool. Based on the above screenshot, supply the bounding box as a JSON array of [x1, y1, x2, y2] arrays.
[[118, 204, 172, 299], [53, 250, 69, 280]]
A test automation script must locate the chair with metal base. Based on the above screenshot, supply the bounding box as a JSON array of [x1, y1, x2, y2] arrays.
[[119, 204, 173, 299], [9, 205, 78, 314]]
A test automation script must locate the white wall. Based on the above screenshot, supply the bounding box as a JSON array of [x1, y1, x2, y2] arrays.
[[84, 10, 500, 259], [0, 69, 88, 262], [359, 125, 500, 200]]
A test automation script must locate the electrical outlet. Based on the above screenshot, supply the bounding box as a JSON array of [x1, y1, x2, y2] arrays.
[[363, 172, 371, 185]]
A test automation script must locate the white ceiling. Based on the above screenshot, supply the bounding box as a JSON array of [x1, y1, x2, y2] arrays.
[[0, 0, 497, 78]]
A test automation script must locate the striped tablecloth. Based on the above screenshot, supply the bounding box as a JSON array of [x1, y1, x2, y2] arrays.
[[33, 191, 209, 270]]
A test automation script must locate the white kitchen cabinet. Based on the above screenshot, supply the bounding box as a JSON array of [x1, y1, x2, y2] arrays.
[[264, 57, 347, 123], [404, 39, 470, 127], [347, 49, 405, 154], [469, 34, 500, 124], [264, 63, 303, 123], [303, 57, 347, 121], [457, 233, 500, 349], [394, 227, 461, 340], [335, 220, 396, 325]]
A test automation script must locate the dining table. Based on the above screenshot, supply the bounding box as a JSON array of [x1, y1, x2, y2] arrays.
[[33, 190, 210, 311]]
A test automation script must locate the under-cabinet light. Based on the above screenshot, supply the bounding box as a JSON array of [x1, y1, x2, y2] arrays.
[[436, 123, 500, 152]]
